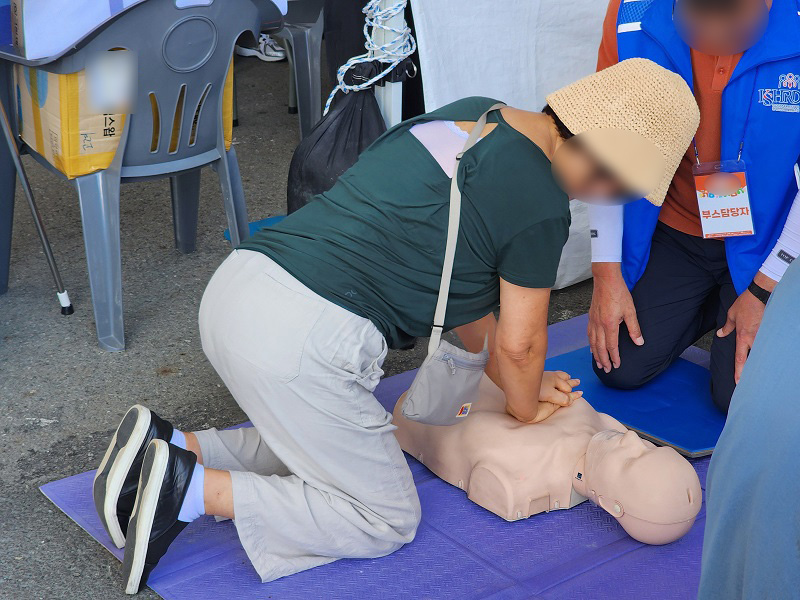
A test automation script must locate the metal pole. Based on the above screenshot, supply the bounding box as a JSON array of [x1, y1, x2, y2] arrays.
[[0, 90, 74, 315], [372, 0, 405, 127]]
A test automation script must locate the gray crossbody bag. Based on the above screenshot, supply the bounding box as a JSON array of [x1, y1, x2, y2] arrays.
[[402, 103, 506, 426]]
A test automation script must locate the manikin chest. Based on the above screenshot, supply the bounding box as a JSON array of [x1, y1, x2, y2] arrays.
[[393, 379, 624, 521]]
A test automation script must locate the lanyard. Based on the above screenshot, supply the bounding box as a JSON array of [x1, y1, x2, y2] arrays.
[[693, 65, 760, 165]]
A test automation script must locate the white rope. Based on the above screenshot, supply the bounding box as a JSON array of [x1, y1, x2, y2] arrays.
[[323, 0, 416, 115]]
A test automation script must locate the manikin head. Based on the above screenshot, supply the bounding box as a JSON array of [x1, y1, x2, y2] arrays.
[[578, 430, 702, 545]]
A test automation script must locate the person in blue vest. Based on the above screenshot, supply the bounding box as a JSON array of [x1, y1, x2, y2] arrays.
[[588, 0, 800, 414]]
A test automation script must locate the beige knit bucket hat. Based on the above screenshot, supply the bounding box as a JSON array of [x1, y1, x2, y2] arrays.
[[546, 58, 700, 206]]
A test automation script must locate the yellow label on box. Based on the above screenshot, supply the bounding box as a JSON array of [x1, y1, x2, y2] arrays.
[[14, 64, 126, 179]]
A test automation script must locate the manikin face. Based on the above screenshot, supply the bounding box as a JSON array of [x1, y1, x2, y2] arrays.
[[675, 0, 769, 56], [583, 430, 702, 545]]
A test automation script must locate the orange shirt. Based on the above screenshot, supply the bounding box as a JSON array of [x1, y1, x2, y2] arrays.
[[597, 0, 742, 237]]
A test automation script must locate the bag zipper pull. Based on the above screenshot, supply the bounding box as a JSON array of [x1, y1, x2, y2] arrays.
[[447, 357, 457, 375]]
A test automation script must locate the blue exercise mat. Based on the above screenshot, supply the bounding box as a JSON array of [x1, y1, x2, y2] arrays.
[[223, 215, 286, 241], [545, 347, 725, 458], [40, 316, 712, 599]]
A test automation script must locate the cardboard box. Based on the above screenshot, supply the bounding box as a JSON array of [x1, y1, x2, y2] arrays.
[[14, 64, 126, 178], [10, 0, 145, 60], [13, 57, 234, 179]]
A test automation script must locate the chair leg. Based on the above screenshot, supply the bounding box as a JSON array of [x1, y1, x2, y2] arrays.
[[170, 169, 202, 254], [75, 170, 125, 352], [273, 36, 298, 114], [0, 147, 15, 296], [289, 21, 323, 138], [215, 145, 249, 247], [287, 43, 298, 114]]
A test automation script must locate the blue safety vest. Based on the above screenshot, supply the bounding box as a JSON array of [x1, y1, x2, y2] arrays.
[[616, 0, 800, 294]]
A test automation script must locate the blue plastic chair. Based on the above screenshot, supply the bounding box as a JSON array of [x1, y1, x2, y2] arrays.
[[0, 0, 284, 351]]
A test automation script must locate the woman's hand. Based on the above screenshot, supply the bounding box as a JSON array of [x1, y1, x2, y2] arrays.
[[506, 398, 564, 424], [539, 370, 582, 406], [505, 371, 582, 424]]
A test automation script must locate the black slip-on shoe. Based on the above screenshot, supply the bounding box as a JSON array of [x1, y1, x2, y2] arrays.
[[93, 405, 174, 549], [122, 440, 197, 595]]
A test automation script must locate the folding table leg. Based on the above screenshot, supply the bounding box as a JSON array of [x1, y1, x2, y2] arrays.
[[0, 63, 16, 295], [0, 146, 14, 296]]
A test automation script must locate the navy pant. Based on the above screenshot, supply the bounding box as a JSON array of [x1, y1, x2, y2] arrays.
[[593, 222, 737, 413]]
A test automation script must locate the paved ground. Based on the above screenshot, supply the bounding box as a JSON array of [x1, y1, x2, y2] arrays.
[[0, 57, 593, 599]]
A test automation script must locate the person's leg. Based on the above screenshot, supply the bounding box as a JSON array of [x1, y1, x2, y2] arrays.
[[594, 223, 721, 389], [197, 250, 420, 582], [699, 260, 800, 599], [187, 427, 291, 477], [708, 275, 738, 413]]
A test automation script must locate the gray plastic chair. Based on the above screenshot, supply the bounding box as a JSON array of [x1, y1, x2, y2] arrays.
[[0, 0, 284, 351], [273, 0, 324, 138]]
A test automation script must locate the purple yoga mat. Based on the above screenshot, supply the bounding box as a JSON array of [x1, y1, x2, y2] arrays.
[[41, 315, 711, 599]]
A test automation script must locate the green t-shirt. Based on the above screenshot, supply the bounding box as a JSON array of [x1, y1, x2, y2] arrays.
[[240, 97, 570, 349]]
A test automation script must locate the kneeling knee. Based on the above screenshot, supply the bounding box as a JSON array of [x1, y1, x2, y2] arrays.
[[592, 361, 649, 391], [397, 496, 422, 540], [387, 491, 422, 543], [711, 381, 734, 415]]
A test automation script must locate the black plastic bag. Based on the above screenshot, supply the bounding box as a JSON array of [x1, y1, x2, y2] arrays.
[[287, 87, 387, 214]]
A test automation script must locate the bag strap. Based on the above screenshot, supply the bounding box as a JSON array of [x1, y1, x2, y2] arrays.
[[428, 102, 506, 355]]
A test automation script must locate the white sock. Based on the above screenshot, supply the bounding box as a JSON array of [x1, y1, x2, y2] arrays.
[[177, 462, 205, 523], [170, 429, 186, 450]]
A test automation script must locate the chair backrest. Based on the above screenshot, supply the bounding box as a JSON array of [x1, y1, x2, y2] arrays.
[[45, 0, 283, 178]]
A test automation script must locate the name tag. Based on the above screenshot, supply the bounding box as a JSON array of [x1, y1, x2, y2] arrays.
[[694, 160, 755, 239]]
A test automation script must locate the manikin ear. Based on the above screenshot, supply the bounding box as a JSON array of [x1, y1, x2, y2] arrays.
[[597, 495, 624, 519]]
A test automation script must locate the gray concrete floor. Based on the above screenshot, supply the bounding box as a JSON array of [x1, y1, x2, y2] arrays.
[[0, 57, 592, 598]]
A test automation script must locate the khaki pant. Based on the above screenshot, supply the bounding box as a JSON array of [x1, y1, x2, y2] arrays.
[[195, 250, 420, 582]]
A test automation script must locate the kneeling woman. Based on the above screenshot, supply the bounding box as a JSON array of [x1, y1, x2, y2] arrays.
[[94, 58, 698, 592]]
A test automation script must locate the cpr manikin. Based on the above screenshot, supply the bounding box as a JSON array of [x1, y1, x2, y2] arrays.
[[394, 376, 702, 544]]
